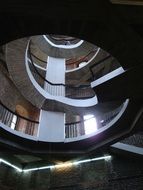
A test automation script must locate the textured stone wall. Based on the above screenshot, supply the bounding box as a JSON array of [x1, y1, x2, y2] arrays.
[[121, 132, 143, 148], [0, 68, 40, 121], [0, 155, 143, 190]]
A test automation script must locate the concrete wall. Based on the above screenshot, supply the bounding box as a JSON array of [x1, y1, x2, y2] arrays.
[[0, 66, 40, 121], [39, 56, 65, 142], [45, 56, 65, 96], [0, 155, 143, 190], [38, 110, 65, 142]]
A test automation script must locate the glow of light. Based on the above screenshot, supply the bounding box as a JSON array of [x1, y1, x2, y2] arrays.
[[0, 155, 111, 173], [23, 155, 111, 172], [10, 115, 17, 130], [54, 162, 73, 169], [84, 115, 97, 135]]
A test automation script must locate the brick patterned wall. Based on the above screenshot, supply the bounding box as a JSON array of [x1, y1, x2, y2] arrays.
[[0, 155, 143, 190], [121, 132, 143, 148], [0, 68, 40, 121]]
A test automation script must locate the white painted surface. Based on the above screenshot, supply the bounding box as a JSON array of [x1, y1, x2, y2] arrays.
[[28, 58, 46, 70], [40, 57, 65, 142], [111, 142, 143, 155], [46, 57, 65, 84], [25, 45, 98, 107], [44, 56, 65, 96], [91, 67, 125, 88], [38, 110, 65, 142], [43, 35, 84, 49]]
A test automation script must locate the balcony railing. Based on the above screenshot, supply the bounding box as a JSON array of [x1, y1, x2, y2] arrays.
[[66, 49, 97, 70], [47, 35, 81, 46], [29, 46, 98, 71], [65, 121, 84, 138], [30, 52, 47, 69], [89, 55, 120, 80], [65, 105, 123, 138], [28, 42, 95, 99], [0, 102, 39, 136], [0, 102, 123, 139]]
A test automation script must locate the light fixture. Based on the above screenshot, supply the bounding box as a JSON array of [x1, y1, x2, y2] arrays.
[[0, 155, 111, 173], [0, 158, 22, 172], [23, 155, 111, 172]]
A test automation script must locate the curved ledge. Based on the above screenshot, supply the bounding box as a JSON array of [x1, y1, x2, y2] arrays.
[[6, 38, 46, 109], [65, 99, 129, 142], [0, 98, 142, 155], [31, 35, 96, 59], [0, 100, 128, 143], [91, 67, 125, 88], [0, 122, 38, 141], [66, 48, 100, 73], [43, 35, 84, 49], [32, 60, 46, 71], [26, 41, 98, 109], [26, 57, 98, 107]]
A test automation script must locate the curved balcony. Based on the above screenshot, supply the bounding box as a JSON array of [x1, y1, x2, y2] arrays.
[[6, 37, 99, 110], [29, 45, 99, 72], [0, 102, 39, 140], [1, 97, 142, 155], [6, 36, 125, 113], [43, 35, 84, 49], [28, 46, 120, 90], [66, 48, 99, 71], [4, 34, 141, 154], [0, 99, 129, 143], [31, 35, 96, 59], [28, 43, 95, 99]]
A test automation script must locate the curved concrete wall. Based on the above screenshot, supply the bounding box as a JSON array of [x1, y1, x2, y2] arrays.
[[0, 99, 129, 144], [31, 35, 96, 59], [43, 35, 84, 49], [6, 38, 99, 113], [6, 38, 46, 109]]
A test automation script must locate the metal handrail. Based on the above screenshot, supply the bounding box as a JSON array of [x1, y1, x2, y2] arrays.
[[65, 105, 123, 138], [29, 45, 98, 71], [48, 35, 80, 45], [0, 102, 39, 136], [30, 52, 47, 64], [49, 35, 78, 42], [28, 41, 91, 89], [89, 55, 112, 79], [66, 49, 97, 66], [0, 101, 39, 124]]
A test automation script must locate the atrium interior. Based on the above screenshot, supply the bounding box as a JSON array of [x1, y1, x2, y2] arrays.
[[0, 0, 143, 190]]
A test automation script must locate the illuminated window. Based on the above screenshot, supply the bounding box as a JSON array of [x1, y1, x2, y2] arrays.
[[84, 114, 97, 135], [10, 115, 17, 130]]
